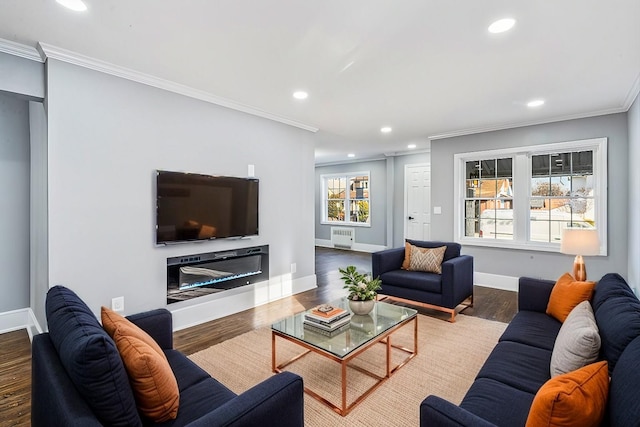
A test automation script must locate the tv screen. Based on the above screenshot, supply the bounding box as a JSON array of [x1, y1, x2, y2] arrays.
[[156, 170, 259, 244]]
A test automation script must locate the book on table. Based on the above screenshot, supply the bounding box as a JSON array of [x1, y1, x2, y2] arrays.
[[305, 304, 349, 325], [303, 321, 351, 337], [303, 313, 351, 331]]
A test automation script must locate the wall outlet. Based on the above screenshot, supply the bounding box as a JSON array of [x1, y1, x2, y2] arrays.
[[291, 263, 297, 274], [112, 296, 125, 312]]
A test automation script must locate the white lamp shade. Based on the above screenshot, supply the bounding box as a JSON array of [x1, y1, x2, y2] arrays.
[[560, 228, 600, 256]]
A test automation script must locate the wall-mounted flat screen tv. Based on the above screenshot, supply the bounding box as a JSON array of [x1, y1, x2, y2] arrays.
[[156, 170, 259, 244]]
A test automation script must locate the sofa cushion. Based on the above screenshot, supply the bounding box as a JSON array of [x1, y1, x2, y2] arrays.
[[475, 341, 552, 394], [164, 350, 211, 392], [546, 272, 596, 323], [460, 378, 535, 427], [405, 239, 461, 262], [608, 335, 640, 427], [499, 311, 562, 351], [525, 361, 609, 427], [380, 270, 442, 293], [45, 286, 141, 427], [550, 301, 600, 377], [405, 244, 447, 274], [102, 307, 180, 422], [152, 377, 237, 427], [591, 273, 640, 374]]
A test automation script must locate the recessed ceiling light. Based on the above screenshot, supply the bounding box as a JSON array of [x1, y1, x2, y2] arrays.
[[56, 0, 87, 11], [488, 18, 516, 34], [408, 144, 417, 149], [292, 91, 308, 100], [347, 153, 355, 158], [527, 99, 545, 108], [380, 127, 392, 133]]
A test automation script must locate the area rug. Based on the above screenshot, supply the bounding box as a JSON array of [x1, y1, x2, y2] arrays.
[[188, 314, 507, 426]]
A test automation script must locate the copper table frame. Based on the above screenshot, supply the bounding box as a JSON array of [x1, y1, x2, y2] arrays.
[[271, 314, 418, 416]]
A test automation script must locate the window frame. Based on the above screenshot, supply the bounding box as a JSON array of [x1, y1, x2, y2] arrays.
[[453, 138, 607, 254], [320, 171, 372, 227]]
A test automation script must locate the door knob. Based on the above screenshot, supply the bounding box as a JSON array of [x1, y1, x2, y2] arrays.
[[408, 216, 415, 220]]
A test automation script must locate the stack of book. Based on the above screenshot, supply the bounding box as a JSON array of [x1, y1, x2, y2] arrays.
[[303, 304, 352, 336]]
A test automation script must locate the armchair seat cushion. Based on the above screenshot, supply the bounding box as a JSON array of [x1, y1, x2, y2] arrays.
[[380, 270, 442, 293]]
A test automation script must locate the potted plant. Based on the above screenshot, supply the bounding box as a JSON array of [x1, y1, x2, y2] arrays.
[[339, 265, 382, 315]]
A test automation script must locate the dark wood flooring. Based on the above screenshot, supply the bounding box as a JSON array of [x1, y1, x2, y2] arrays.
[[0, 246, 517, 426]]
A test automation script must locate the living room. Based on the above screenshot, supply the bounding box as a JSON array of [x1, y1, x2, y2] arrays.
[[0, 2, 639, 426]]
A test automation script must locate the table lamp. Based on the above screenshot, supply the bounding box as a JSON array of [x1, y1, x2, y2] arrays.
[[560, 228, 600, 281]]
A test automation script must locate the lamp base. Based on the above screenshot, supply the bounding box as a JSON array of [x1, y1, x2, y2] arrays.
[[573, 255, 587, 282]]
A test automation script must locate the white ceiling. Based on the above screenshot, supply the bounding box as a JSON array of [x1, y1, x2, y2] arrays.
[[1, 0, 639, 164]]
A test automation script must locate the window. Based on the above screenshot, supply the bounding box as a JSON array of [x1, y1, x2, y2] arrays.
[[322, 172, 370, 226], [454, 138, 607, 254]]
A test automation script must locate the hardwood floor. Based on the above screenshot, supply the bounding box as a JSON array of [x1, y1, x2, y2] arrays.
[[0, 247, 517, 426]]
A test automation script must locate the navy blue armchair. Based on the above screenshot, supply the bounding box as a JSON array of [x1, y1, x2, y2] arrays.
[[372, 240, 474, 322]]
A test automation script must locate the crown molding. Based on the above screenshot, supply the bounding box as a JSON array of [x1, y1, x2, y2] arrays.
[[37, 42, 319, 133], [0, 38, 42, 62], [428, 106, 630, 141]]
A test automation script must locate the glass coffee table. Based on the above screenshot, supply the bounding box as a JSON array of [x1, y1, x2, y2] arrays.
[[271, 298, 418, 416]]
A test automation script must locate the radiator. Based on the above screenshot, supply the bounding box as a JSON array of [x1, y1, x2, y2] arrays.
[[331, 227, 354, 249]]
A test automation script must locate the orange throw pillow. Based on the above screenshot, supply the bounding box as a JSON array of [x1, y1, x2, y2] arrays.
[[101, 307, 179, 422], [546, 272, 596, 323], [525, 361, 609, 427], [402, 242, 413, 270]]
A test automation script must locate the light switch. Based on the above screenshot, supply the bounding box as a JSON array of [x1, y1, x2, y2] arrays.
[[433, 206, 442, 214]]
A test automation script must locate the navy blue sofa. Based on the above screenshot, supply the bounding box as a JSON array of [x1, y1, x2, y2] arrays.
[[31, 286, 304, 427], [372, 240, 474, 322], [420, 273, 640, 427]]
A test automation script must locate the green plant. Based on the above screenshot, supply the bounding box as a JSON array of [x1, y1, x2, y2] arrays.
[[339, 265, 381, 301]]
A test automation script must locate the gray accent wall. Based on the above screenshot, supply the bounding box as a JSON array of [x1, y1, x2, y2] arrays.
[[314, 151, 431, 249], [628, 93, 639, 295], [0, 92, 30, 312], [42, 59, 316, 321], [431, 113, 629, 282], [315, 159, 388, 246]]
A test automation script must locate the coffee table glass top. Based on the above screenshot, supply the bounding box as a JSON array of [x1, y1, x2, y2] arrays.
[[271, 298, 417, 358]]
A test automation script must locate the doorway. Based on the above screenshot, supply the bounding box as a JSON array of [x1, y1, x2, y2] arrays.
[[404, 164, 431, 241]]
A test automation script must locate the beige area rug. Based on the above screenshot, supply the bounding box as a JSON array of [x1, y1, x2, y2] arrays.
[[189, 314, 507, 426]]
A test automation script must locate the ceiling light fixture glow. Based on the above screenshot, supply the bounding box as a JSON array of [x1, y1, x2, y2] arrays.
[[527, 99, 545, 108], [380, 126, 392, 133], [408, 144, 417, 149], [347, 153, 355, 158], [292, 91, 308, 100], [56, 0, 87, 11], [488, 18, 516, 34]]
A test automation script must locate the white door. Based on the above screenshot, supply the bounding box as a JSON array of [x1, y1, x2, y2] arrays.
[[405, 164, 431, 241]]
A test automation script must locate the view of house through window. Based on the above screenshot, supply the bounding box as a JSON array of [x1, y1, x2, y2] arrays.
[[323, 173, 370, 225], [530, 151, 594, 242], [465, 158, 513, 239]]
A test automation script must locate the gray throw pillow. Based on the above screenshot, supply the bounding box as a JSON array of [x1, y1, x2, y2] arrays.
[[550, 300, 601, 377]]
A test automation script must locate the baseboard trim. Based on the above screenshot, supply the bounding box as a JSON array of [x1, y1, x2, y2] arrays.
[[315, 239, 387, 253], [171, 273, 317, 331], [474, 272, 519, 292], [0, 307, 44, 339]]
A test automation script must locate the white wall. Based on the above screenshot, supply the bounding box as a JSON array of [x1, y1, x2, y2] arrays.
[[43, 59, 316, 328], [0, 92, 30, 313], [431, 113, 629, 283], [628, 93, 640, 295]]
